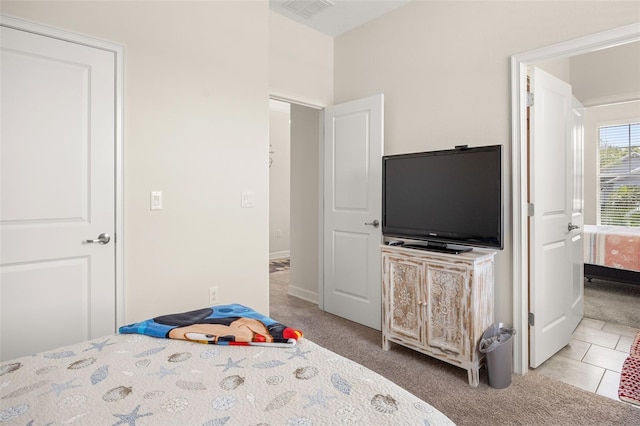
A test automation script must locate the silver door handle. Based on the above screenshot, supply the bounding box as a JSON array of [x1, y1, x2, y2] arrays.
[[364, 220, 380, 228], [568, 223, 580, 232], [85, 233, 111, 245]]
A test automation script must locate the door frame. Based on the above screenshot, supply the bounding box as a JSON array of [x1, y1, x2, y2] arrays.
[[1, 15, 126, 329], [511, 22, 640, 375]]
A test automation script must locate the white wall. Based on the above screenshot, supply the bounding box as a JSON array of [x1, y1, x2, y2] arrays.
[[333, 0, 640, 323], [289, 104, 321, 303], [2, 1, 271, 321], [537, 58, 571, 84], [269, 99, 291, 259], [269, 11, 334, 107], [571, 41, 640, 106]]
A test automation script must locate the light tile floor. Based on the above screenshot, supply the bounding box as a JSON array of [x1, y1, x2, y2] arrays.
[[533, 317, 639, 405]]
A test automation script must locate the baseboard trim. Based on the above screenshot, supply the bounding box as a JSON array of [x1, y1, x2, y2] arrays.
[[287, 285, 318, 304], [269, 251, 290, 260]]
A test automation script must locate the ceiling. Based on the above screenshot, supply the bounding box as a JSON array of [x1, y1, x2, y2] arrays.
[[269, 0, 412, 37]]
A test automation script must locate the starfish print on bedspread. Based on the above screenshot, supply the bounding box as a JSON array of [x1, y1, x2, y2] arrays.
[[303, 389, 337, 409], [216, 357, 246, 372], [112, 404, 152, 426], [84, 339, 115, 352], [286, 346, 311, 360], [147, 366, 180, 380]]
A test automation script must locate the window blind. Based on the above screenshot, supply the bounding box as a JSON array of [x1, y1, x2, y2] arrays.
[[598, 123, 640, 227]]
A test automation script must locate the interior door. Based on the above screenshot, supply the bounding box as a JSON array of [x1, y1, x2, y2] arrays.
[[570, 96, 585, 324], [529, 67, 584, 368], [323, 94, 384, 330], [0, 25, 117, 361]]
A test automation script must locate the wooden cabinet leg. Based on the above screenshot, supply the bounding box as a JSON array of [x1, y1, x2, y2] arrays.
[[382, 335, 390, 351], [468, 367, 480, 387]]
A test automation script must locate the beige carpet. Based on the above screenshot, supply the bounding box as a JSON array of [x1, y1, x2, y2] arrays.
[[269, 268, 640, 425]]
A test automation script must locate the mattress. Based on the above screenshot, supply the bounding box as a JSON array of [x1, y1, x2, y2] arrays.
[[0, 333, 454, 425]]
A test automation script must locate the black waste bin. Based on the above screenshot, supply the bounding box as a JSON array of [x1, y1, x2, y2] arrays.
[[479, 323, 516, 389]]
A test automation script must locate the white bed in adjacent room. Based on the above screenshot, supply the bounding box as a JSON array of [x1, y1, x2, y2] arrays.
[[583, 224, 640, 283]]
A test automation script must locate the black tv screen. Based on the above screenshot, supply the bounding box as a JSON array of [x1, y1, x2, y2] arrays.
[[382, 145, 503, 252]]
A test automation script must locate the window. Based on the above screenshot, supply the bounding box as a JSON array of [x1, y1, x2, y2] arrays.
[[598, 123, 640, 227]]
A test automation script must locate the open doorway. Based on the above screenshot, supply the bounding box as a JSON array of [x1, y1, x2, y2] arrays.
[[268, 98, 322, 305], [269, 99, 292, 261], [527, 58, 639, 398], [512, 24, 640, 390]]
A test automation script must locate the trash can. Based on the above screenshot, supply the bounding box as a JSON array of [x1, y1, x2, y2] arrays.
[[479, 323, 516, 389]]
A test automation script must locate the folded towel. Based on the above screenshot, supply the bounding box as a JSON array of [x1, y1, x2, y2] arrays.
[[119, 303, 303, 347]]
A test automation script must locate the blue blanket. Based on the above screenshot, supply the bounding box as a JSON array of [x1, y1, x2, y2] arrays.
[[119, 303, 303, 347]]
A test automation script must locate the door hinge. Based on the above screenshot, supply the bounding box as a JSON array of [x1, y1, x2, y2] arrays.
[[528, 312, 535, 326], [526, 92, 534, 107], [527, 203, 534, 216]]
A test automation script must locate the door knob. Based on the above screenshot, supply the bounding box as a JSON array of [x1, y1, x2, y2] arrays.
[[85, 233, 111, 245], [567, 223, 580, 232], [364, 220, 380, 228]]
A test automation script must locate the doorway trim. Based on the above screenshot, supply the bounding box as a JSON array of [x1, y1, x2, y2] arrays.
[[1, 14, 126, 328], [511, 22, 640, 375]]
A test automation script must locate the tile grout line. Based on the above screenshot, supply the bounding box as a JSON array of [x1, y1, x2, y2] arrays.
[[543, 319, 635, 403]]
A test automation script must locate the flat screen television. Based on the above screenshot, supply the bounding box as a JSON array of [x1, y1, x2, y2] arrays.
[[382, 145, 503, 253]]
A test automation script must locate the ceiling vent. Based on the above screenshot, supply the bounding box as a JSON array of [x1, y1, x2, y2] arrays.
[[282, 0, 335, 19]]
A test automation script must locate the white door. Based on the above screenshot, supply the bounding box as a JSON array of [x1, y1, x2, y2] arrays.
[[323, 94, 384, 330], [0, 25, 117, 361], [569, 97, 585, 328], [529, 67, 584, 368]]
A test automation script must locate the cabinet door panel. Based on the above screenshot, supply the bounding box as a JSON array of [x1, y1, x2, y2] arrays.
[[385, 256, 423, 343], [425, 263, 469, 355]]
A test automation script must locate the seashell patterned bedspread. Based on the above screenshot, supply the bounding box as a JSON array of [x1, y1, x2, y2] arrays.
[[0, 334, 454, 425]]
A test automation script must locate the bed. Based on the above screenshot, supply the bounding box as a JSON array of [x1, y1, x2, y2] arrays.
[[0, 305, 454, 425], [583, 224, 640, 284]]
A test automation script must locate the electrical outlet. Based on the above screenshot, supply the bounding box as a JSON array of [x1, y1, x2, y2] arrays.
[[209, 286, 219, 305]]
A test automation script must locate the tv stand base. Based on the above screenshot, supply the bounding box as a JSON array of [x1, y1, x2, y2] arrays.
[[381, 245, 496, 387]]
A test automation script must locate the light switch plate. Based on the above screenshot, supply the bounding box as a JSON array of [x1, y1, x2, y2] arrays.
[[241, 191, 255, 208], [151, 191, 163, 210]]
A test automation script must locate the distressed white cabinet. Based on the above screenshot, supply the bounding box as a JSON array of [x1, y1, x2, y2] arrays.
[[381, 245, 495, 387]]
